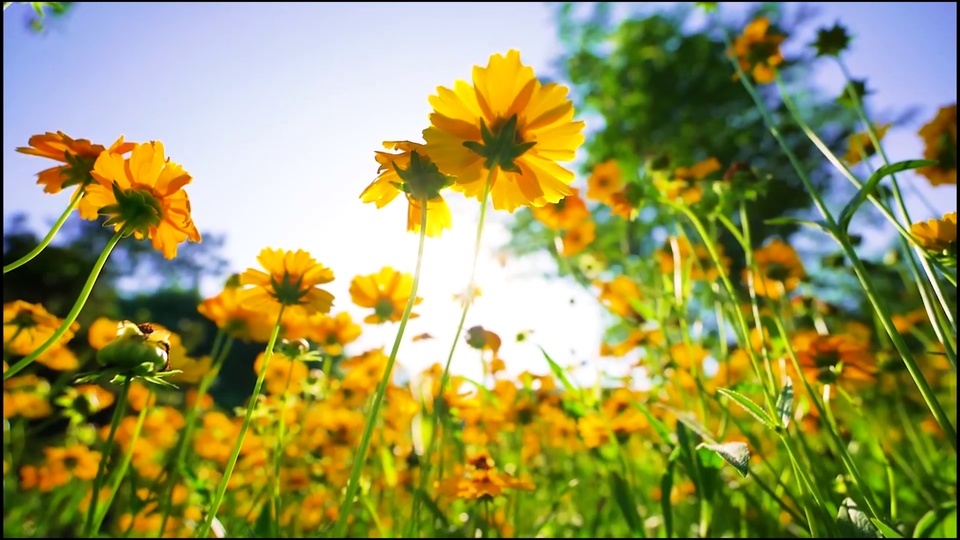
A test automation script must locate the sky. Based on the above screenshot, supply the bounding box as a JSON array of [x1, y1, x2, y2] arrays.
[[3, 2, 957, 386]]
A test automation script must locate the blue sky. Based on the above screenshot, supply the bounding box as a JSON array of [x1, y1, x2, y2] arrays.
[[3, 2, 956, 384]]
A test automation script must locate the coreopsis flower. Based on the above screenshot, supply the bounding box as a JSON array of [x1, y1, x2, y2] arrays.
[[96, 321, 171, 374], [78, 141, 201, 259], [731, 16, 786, 84], [792, 331, 876, 386], [586, 160, 624, 204], [746, 239, 806, 300], [910, 211, 957, 264], [15, 131, 135, 194], [238, 248, 335, 315], [306, 311, 361, 357], [530, 187, 590, 230], [843, 123, 891, 165], [3, 374, 53, 420], [655, 157, 722, 205], [87, 317, 121, 350], [253, 350, 308, 396], [811, 23, 851, 58], [424, 49, 586, 212], [561, 219, 595, 256], [596, 275, 645, 323], [916, 104, 957, 186], [360, 140, 454, 237], [4, 300, 79, 357], [466, 326, 502, 358], [438, 451, 534, 501], [36, 346, 80, 371], [349, 266, 422, 324], [198, 276, 284, 342]]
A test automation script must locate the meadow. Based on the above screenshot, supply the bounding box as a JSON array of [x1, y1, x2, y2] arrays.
[[2, 2, 957, 538]]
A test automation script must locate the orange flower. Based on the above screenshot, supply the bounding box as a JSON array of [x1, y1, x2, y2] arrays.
[[586, 160, 624, 204], [793, 331, 875, 386], [306, 311, 361, 357], [238, 248, 335, 315], [910, 211, 957, 253], [4, 300, 79, 357], [917, 104, 957, 186], [79, 141, 201, 259], [596, 275, 645, 322], [16, 132, 135, 194], [843, 124, 891, 165], [561, 219, 595, 256], [746, 239, 805, 300], [530, 187, 590, 231], [730, 17, 785, 84], [349, 266, 422, 324]]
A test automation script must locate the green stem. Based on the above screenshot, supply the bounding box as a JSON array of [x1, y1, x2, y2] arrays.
[[408, 171, 493, 537], [83, 376, 131, 537], [195, 308, 285, 538], [273, 354, 297, 537], [156, 335, 233, 535], [92, 389, 150, 534], [4, 229, 124, 381], [333, 196, 430, 537], [727, 46, 957, 451], [4, 187, 83, 274]]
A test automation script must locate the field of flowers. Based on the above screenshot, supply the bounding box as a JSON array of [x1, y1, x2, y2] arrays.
[[3, 2, 957, 538]]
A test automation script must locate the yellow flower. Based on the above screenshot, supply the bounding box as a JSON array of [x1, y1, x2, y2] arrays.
[[36, 346, 80, 371], [561, 219, 595, 256], [656, 236, 731, 282], [16, 132, 135, 194], [917, 104, 957, 186], [349, 266, 423, 324], [87, 317, 121, 350], [253, 350, 308, 396], [910, 212, 957, 253], [746, 239, 805, 300], [3, 300, 79, 357], [792, 331, 875, 387], [306, 312, 361, 357], [586, 161, 624, 204], [843, 124, 891, 165], [730, 17, 785, 84], [424, 49, 586, 212], [360, 140, 453, 237], [530, 187, 590, 231], [595, 276, 645, 323], [3, 374, 53, 420], [238, 248, 335, 315], [79, 141, 201, 259]]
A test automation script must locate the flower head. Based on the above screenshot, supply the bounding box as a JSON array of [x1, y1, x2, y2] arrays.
[[79, 141, 200, 259], [16, 132, 135, 194], [360, 141, 454, 237], [746, 239, 805, 300], [917, 104, 957, 186], [731, 17, 786, 84], [793, 331, 875, 386], [911, 212, 957, 265], [424, 49, 585, 212], [586, 161, 624, 204], [349, 266, 422, 324], [306, 312, 361, 357], [531, 187, 590, 231], [843, 124, 891, 165], [4, 300, 79, 357], [561, 219, 595, 257], [238, 249, 335, 316]]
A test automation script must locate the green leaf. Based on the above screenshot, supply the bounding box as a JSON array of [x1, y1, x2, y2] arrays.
[[632, 400, 674, 446], [610, 471, 646, 537], [539, 346, 581, 396], [697, 441, 751, 477], [838, 159, 938, 232], [655, 403, 717, 443], [870, 518, 905, 539], [837, 497, 881, 538], [717, 388, 777, 430], [775, 377, 794, 428], [414, 488, 450, 529], [251, 500, 273, 538], [913, 502, 956, 539], [660, 459, 675, 538], [764, 216, 831, 234]]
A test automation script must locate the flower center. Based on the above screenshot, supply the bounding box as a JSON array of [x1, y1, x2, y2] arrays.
[[270, 273, 307, 306], [100, 184, 163, 237], [764, 262, 791, 282], [462, 114, 537, 174], [374, 298, 395, 321]]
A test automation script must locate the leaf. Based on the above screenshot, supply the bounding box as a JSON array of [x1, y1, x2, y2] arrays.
[[632, 400, 674, 446], [837, 498, 881, 538], [717, 388, 777, 430], [764, 216, 830, 234], [655, 403, 717, 443], [838, 159, 937, 232], [660, 459, 676, 538], [775, 377, 794, 428], [539, 346, 581, 396], [251, 501, 273, 538], [697, 441, 751, 477], [610, 471, 646, 537], [913, 502, 956, 539], [413, 488, 450, 529]]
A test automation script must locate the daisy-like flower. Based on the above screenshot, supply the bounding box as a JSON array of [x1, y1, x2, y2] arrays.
[[16, 132, 135, 194], [349, 266, 423, 324], [530, 187, 590, 231], [730, 16, 786, 84], [916, 104, 957, 186], [78, 141, 201, 260], [586, 161, 624, 204], [910, 211, 957, 260], [438, 451, 534, 501], [238, 248, 335, 316], [424, 49, 586, 212], [792, 331, 876, 386], [746, 239, 806, 300], [3, 300, 79, 357], [561, 219, 595, 257], [843, 124, 891, 165], [306, 312, 361, 357], [360, 140, 454, 237]]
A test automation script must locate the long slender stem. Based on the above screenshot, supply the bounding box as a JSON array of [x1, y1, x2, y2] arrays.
[[408, 171, 493, 536], [4, 229, 124, 381], [92, 389, 150, 534], [333, 197, 430, 537], [725, 42, 957, 450], [195, 309, 285, 538], [156, 334, 233, 534], [83, 376, 131, 537], [4, 187, 83, 274]]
